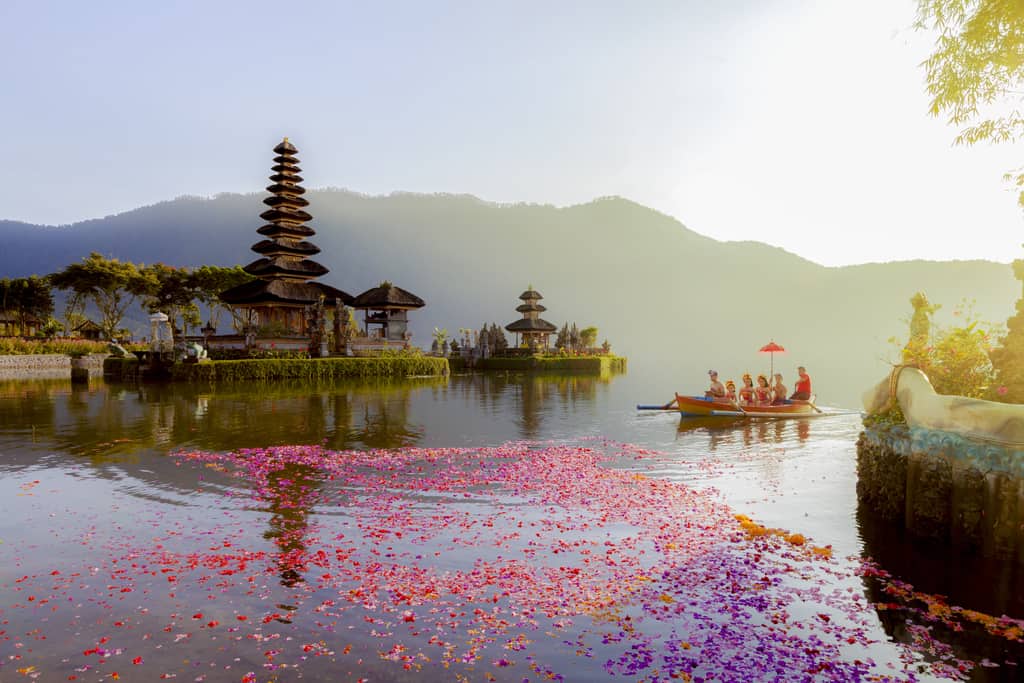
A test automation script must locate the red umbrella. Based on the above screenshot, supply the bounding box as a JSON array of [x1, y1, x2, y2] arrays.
[[759, 341, 786, 379]]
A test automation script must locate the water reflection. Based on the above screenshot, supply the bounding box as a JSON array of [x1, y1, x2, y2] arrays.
[[0, 373, 613, 488], [857, 503, 1024, 680], [676, 416, 814, 450], [263, 462, 321, 589]]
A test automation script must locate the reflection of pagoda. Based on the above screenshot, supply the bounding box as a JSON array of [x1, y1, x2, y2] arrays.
[[505, 286, 557, 350], [220, 138, 352, 333]]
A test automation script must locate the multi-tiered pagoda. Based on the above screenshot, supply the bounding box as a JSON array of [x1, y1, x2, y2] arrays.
[[505, 286, 557, 350], [220, 138, 352, 334]]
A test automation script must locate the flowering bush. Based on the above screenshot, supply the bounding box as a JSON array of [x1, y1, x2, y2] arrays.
[[889, 296, 998, 400]]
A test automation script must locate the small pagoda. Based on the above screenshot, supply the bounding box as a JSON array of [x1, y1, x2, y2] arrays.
[[220, 138, 352, 335], [505, 286, 557, 350], [351, 281, 425, 344]]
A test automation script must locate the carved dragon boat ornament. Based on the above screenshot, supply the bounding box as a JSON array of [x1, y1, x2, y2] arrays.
[[863, 365, 1024, 447]]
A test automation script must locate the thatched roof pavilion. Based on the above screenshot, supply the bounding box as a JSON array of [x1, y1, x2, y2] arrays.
[[351, 282, 425, 342]]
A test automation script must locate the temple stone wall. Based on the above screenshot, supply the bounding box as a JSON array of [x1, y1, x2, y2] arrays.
[[0, 353, 106, 372], [858, 425, 1024, 560]]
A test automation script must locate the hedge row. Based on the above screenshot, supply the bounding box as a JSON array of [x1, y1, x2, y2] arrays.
[[476, 356, 627, 373], [0, 338, 109, 356], [169, 356, 450, 382]]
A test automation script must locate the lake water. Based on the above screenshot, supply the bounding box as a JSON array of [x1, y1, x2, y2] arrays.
[[2, 368, 1023, 682]]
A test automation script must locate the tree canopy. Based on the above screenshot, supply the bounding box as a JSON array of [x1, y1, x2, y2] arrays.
[[190, 265, 254, 330], [140, 263, 201, 335], [917, 0, 1024, 203], [0, 276, 54, 332], [49, 253, 152, 340]]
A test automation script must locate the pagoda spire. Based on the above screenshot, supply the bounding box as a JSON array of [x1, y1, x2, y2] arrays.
[[246, 138, 327, 279]]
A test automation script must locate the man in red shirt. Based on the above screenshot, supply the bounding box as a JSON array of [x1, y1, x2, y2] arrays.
[[790, 366, 812, 400]]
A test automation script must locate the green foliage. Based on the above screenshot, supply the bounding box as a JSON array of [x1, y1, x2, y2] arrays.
[[916, 0, 1024, 205], [0, 337, 108, 355], [989, 257, 1024, 401], [255, 322, 299, 338], [39, 317, 63, 339], [891, 294, 997, 398], [862, 402, 908, 430], [0, 275, 54, 332], [49, 252, 150, 340], [170, 356, 450, 382], [190, 264, 254, 330], [580, 326, 598, 350], [930, 320, 995, 397], [139, 263, 201, 335]]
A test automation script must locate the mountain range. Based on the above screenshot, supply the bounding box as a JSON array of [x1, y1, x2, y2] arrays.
[[1, 190, 1018, 407]]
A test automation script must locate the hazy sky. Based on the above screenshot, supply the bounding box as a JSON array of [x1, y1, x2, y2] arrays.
[[2, 0, 1021, 266]]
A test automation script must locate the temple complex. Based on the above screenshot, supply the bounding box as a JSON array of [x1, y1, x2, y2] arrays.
[[220, 138, 352, 335], [351, 281, 425, 349], [505, 287, 557, 350]]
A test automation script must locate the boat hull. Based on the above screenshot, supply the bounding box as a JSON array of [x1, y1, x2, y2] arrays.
[[674, 393, 818, 418]]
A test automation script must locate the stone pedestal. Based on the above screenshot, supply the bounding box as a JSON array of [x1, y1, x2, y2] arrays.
[[70, 357, 89, 384], [858, 424, 1024, 562]]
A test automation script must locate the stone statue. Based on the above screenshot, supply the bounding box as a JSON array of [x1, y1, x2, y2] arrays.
[[903, 292, 940, 366], [864, 365, 1024, 447], [184, 341, 208, 361], [107, 341, 130, 358]]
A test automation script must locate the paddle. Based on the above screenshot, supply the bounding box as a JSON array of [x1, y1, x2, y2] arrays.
[[635, 399, 678, 411]]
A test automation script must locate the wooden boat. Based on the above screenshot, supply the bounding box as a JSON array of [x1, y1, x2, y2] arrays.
[[673, 392, 820, 418]]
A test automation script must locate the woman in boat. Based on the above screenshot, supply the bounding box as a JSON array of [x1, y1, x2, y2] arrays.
[[738, 373, 755, 404], [754, 374, 772, 405], [725, 379, 737, 402], [772, 373, 788, 405]]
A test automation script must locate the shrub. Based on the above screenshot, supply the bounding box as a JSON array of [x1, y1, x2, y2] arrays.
[[170, 356, 449, 382], [0, 337, 108, 356]]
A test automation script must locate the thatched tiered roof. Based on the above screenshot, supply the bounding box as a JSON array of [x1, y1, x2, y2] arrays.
[[505, 286, 556, 333], [352, 282, 425, 309], [221, 138, 352, 308]]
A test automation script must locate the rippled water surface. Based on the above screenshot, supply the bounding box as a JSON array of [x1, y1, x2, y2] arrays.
[[2, 370, 1022, 682]]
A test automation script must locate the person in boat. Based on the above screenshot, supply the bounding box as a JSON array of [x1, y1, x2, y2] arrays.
[[738, 373, 755, 404], [725, 379, 737, 402], [705, 370, 727, 399], [790, 366, 812, 401], [772, 373, 788, 405], [754, 374, 772, 404]]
